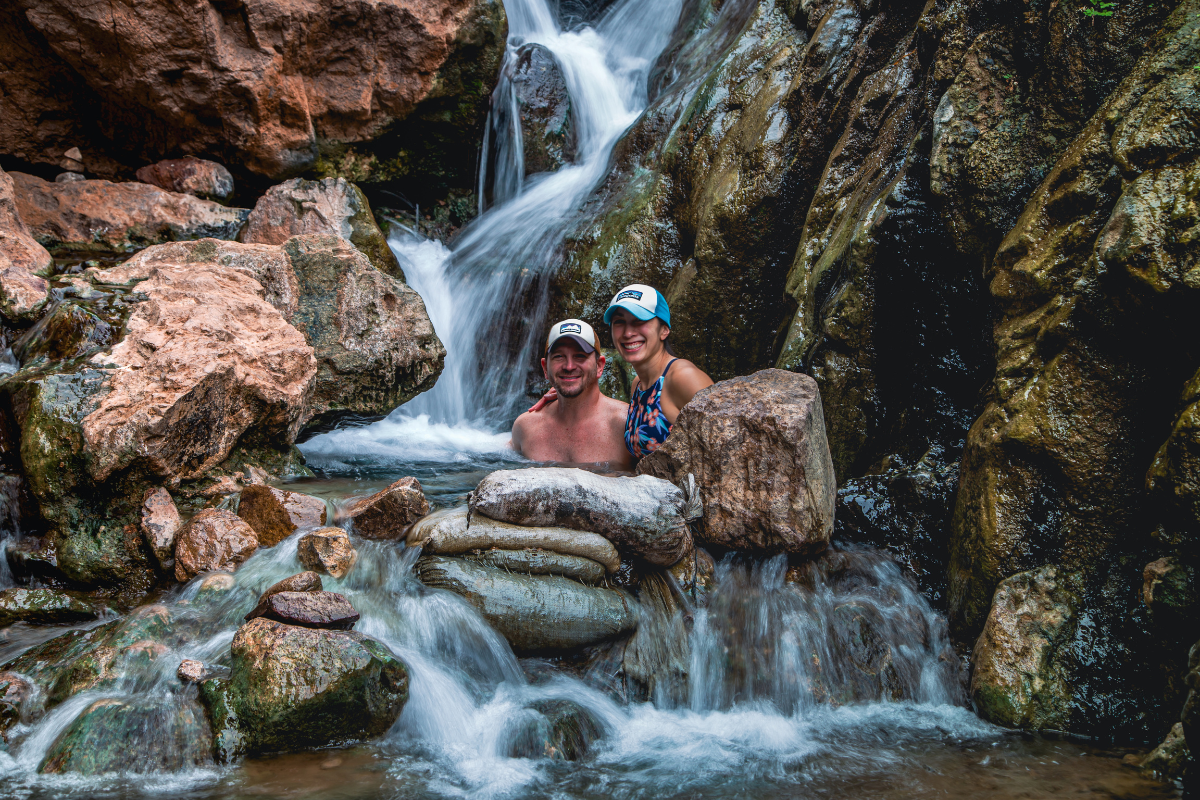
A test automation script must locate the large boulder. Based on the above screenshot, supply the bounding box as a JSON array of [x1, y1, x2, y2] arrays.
[[969, 566, 1079, 730], [416, 554, 638, 653], [9, 171, 248, 252], [470, 468, 693, 567], [200, 617, 409, 760], [135, 156, 235, 202], [237, 484, 327, 547], [343, 476, 429, 540], [506, 43, 576, 176], [0, 167, 51, 321], [638, 369, 837, 555], [0, 587, 98, 627], [297, 527, 357, 579], [241, 178, 404, 278], [173, 509, 260, 582], [2, 0, 506, 190]]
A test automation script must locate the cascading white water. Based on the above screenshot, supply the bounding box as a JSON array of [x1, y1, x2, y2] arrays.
[[305, 0, 682, 466]]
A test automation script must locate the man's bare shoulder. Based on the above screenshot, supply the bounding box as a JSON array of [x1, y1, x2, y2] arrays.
[[513, 409, 551, 434], [600, 394, 630, 418]]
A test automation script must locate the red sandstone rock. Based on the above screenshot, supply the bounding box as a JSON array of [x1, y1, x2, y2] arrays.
[[136, 156, 234, 202], [0, 168, 50, 321], [237, 485, 327, 547], [80, 263, 317, 485], [9, 172, 247, 252], [140, 487, 182, 571], [174, 509, 259, 582], [344, 477, 429, 540]]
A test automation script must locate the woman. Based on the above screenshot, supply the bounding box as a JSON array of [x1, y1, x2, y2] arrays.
[[603, 284, 712, 460]]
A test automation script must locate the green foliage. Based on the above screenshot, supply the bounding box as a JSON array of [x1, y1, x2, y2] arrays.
[[1080, 0, 1116, 17]]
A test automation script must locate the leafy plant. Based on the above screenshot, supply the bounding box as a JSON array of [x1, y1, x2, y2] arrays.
[[1080, 0, 1116, 17]]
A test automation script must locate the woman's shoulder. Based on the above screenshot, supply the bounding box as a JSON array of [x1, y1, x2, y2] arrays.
[[664, 358, 714, 402]]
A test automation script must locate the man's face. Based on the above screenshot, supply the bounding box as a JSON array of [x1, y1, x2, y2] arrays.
[[542, 339, 603, 398]]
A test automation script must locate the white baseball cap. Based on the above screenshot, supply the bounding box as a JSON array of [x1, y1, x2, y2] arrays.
[[603, 284, 671, 327], [545, 318, 599, 354]]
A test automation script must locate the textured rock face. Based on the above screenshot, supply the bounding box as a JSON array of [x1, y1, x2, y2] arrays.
[[2, 0, 506, 192], [135, 156, 234, 202], [344, 476, 429, 540], [0, 587, 97, 627], [140, 487, 182, 571], [638, 369, 836, 555], [10, 172, 248, 252], [258, 571, 323, 602], [201, 617, 408, 760], [174, 509, 259, 582], [241, 178, 404, 278], [507, 44, 576, 175], [0, 167, 51, 321], [244, 591, 359, 630], [969, 567, 1078, 730], [297, 527, 357, 579], [237, 485, 327, 547]]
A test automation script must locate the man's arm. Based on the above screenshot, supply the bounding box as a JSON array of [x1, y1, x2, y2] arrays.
[[509, 413, 529, 454]]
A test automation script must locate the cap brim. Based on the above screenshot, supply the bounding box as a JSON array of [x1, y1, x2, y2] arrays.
[[546, 334, 596, 354], [604, 300, 657, 325]]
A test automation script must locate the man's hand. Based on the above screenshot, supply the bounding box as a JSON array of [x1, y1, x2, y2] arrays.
[[528, 388, 559, 412]]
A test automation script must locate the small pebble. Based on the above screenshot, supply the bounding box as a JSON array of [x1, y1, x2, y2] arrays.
[[319, 756, 343, 769]]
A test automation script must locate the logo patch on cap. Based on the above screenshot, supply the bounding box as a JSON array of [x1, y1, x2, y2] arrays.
[[559, 322, 581, 334], [616, 289, 644, 302]]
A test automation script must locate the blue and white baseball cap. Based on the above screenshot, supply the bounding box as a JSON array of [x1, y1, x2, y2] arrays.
[[603, 284, 671, 327], [546, 318, 600, 354]]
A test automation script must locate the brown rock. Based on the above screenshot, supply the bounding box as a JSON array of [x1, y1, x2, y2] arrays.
[[638, 369, 836, 555], [9, 171, 247, 252], [140, 487, 181, 571], [0, 670, 34, 734], [242, 178, 404, 278], [244, 590, 360, 630], [5, 0, 505, 181], [297, 528, 357, 579], [176, 659, 211, 684], [0, 167, 51, 320], [257, 571, 323, 605], [174, 509, 259, 582], [237, 485, 327, 547], [136, 156, 234, 202], [343, 477, 429, 540], [80, 262, 317, 485]]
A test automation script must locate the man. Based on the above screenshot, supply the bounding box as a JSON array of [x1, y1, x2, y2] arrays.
[[510, 319, 635, 470]]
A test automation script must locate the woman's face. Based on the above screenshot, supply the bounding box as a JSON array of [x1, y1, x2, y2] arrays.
[[610, 309, 669, 365]]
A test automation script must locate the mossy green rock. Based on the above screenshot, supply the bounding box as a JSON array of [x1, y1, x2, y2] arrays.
[[0, 587, 98, 627], [39, 696, 212, 774], [200, 618, 408, 760]]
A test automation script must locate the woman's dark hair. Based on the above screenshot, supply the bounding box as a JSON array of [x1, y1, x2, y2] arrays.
[[660, 319, 677, 356]]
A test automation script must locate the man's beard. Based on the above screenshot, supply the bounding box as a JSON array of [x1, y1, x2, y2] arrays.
[[554, 378, 586, 398]]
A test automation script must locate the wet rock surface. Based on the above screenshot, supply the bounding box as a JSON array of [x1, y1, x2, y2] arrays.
[[0, 588, 98, 628], [463, 548, 606, 585], [417, 554, 638, 653], [506, 43, 576, 175], [297, 527, 357, 579], [241, 177, 404, 278], [257, 571, 324, 602], [344, 476, 429, 540], [237, 485, 327, 547], [471, 468, 692, 567], [173, 509, 259, 583], [0, 167, 51, 321], [200, 617, 408, 760], [638, 370, 836, 555], [140, 487, 181, 572], [135, 156, 234, 202], [9, 171, 248, 252], [244, 591, 360, 630]]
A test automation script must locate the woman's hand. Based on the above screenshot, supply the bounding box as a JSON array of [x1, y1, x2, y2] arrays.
[[528, 388, 559, 412]]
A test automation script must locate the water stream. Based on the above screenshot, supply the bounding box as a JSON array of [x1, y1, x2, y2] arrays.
[[0, 0, 1184, 795]]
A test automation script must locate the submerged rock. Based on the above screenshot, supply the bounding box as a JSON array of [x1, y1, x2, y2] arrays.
[[200, 617, 408, 760], [9, 171, 247, 252], [501, 698, 604, 760], [140, 487, 182, 572], [39, 696, 213, 774], [244, 590, 359, 630], [297, 527, 357, 579], [639, 369, 836, 556], [1139, 722, 1191, 782], [0, 167, 51, 321], [237, 485, 327, 547], [408, 506, 620, 573], [470, 468, 692, 567], [242, 177, 404, 278], [0, 587, 98, 627], [343, 476, 429, 540], [416, 554, 637, 653], [173, 509, 259, 583], [135, 156, 234, 202]]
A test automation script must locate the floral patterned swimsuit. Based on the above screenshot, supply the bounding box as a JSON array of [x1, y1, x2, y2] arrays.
[[625, 359, 678, 459]]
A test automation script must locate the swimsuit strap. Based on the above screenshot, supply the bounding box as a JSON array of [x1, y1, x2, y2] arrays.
[[624, 358, 680, 460]]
